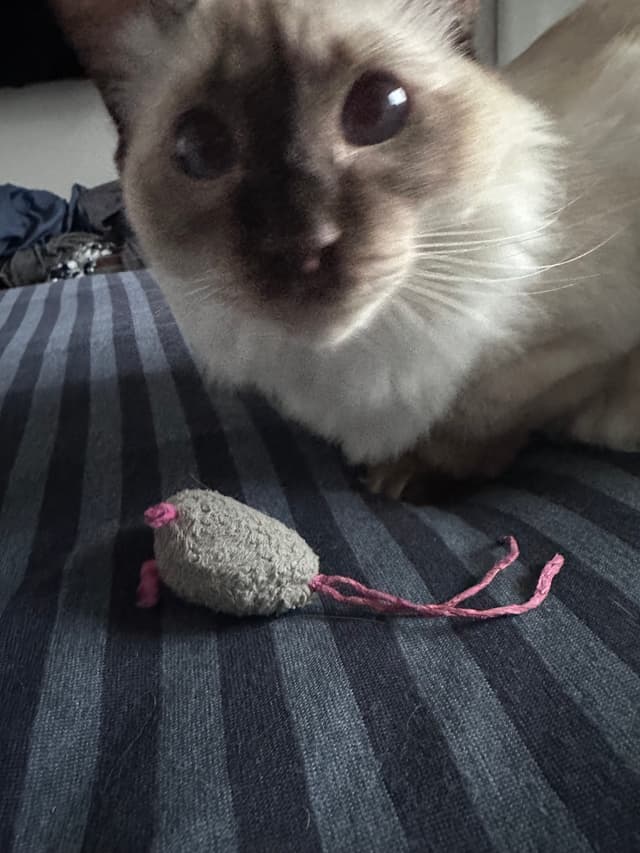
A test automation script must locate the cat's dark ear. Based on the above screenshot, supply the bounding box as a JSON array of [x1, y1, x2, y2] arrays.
[[51, 0, 193, 159]]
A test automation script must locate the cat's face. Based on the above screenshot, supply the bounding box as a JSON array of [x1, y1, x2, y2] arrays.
[[123, 2, 482, 340], [83, 0, 526, 343]]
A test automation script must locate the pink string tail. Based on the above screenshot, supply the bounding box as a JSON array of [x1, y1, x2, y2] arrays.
[[144, 502, 179, 529], [308, 536, 564, 620], [137, 559, 161, 609]]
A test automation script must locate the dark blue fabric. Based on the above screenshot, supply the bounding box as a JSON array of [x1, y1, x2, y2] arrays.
[[0, 183, 98, 259], [1, 271, 639, 853], [0, 185, 69, 257]]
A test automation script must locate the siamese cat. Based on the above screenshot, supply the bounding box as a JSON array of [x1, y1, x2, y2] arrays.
[[55, 0, 640, 499]]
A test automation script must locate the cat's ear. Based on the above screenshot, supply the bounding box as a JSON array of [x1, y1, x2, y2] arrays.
[[51, 0, 193, 156]]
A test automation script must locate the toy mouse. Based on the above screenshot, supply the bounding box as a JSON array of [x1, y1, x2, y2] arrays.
[[137, 489, 564, 620]]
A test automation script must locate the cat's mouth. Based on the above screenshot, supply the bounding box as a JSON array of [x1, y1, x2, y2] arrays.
[[239, 245, 406, 345], [254, 242, 343, 304]]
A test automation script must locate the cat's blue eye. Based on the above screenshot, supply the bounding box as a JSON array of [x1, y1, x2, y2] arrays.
[[173, 108, 236, 180], [341, 71, 410, 147]]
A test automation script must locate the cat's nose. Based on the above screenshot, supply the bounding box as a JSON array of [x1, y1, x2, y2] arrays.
[[298, 222, 342, 275], [260, 219, 342, 276]]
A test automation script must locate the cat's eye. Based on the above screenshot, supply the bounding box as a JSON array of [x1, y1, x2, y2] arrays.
[[173, 108, 236, 180], [341, 71, 410, 147]]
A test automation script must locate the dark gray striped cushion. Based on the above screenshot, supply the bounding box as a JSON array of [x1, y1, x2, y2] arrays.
[[1, 272, 639, 853]]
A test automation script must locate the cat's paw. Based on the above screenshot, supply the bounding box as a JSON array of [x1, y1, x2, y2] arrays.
[[363, 428, 527, 504], [365, 454, 420, 501], [364, 455, 474, 505]]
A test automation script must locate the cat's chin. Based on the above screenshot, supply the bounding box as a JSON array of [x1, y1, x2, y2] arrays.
[[188, 283, 386, 350], [231, 305, 362, 349], [254, 285, 394, 349]]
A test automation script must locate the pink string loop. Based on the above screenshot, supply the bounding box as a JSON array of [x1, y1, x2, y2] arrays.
[[137, 559, 161, 609], [144, 502, 179, 529], [309, 536, 564, 621]]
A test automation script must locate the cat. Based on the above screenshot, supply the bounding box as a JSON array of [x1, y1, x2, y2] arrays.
[[54, 0, 640, 500]]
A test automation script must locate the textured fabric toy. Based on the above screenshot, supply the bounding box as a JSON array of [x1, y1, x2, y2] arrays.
[[138, 489, 564, 620]]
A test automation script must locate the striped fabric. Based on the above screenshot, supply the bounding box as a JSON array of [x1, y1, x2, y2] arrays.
[[1, 271, 639, 853]]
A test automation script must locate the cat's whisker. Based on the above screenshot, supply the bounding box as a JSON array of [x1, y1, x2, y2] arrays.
[[414, 245, 599, 275], [526, 227, 625, 273], [409, 267, 549, 286], [414, 179, 639, 243], [412, 226, 504, 239], [407, 272, 600, 298], [178, 290, 222, 310], [412, 227, 554, 253], [411, 184, 591, 242], [413, 193, 640, 256], [413, 226, 624, 287], [412, 174, 594, 230], [180, 282, 220, 300], [399, 286, 491, 325], [414, 254, 546, 273], [524, 276, 606, 297]]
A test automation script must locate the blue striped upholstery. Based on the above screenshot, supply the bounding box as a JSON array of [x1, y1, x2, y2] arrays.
[[1, 272, 639, 852]]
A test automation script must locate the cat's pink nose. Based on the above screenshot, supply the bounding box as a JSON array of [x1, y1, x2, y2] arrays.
[[301, 254, 322, 274], [299, 223, 341, 275]]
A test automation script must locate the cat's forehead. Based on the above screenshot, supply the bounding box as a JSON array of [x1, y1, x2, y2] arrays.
[[182, 0, 442, 90], [191, 0, 369, 83]]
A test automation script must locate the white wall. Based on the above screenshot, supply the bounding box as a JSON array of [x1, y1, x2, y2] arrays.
[[0, 80, 117, 196], [498, 0, 583, 65]]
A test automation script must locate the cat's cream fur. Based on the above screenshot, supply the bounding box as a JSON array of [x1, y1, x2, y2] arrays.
[[61, 0, 640, 497]]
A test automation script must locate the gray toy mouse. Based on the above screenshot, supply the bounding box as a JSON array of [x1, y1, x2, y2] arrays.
[[137, 489, 564, 620]]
